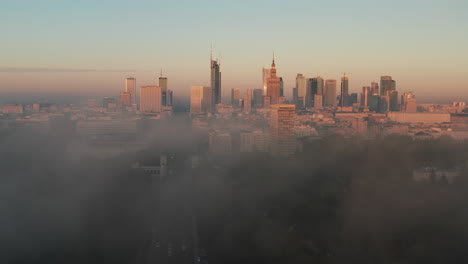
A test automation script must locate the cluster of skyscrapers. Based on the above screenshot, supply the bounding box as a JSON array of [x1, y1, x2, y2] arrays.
[[117, 73, 173, 113]]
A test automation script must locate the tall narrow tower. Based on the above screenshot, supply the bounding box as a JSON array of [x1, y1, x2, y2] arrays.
[[266, 53, 281, 105], [210, 50, 222, 107], [125, 77, 137, 105]]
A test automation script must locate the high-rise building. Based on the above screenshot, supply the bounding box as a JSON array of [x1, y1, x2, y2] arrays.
[[378, 95, 390, 113], [191, 86, 212, 114], [280, 77, 284, 97], [270, 104, 296, 157], [314, 94, 323, 110], [296, 74, 307, 107], [167, 89, 173, 106], [125, 78, 137, 105], [309, 77, 324, 107], [140, 86, 162, 112], [388, 90, 399, 111], [401, 92, 417, 112], [324, 80, 337, 107], [253, 89, 263, 108], [243, 89, 252, 113], [266, 55, 281, 105], [371, 82, 379, 95], [211, 55, 222, 106], [231, 88, 240, 107], [119, 92, 132, 106], [349, 93, 358, 106], [159, 73, 168, 106], [380, 76, 396, 96], [262, 68, 271, 95], [263, 96, 271, 109], [361, 86, 371, 109], [340, 76, 349, 107]]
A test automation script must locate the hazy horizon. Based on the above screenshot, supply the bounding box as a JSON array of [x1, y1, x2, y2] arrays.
[[2, 0, 467, 101]]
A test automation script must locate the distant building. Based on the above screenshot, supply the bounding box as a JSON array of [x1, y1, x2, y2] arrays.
[[263, 96, 271, 109], [340, 76, 349, 107], [140, 86, 162, 112], [159, 73, 169, 106], [2, 104, 23, 114], [361, 86, 371, 109], [388, 90, 399, 111], [231, 88, 240, 107], [309, 77, 324, 107], [191, 86, 212, 114], [371, 82, 379, 95], [413, 167, 461, 184], [324, 80, 337, 107], [270, 104, 296, 157], [119, 92, 132, 106], [380, 76, 396, 96], [296, 73, 307, 107], [388, 112, 451, 124], [266, 55, 281, 105], [211, 56, 222, 106], [253, 89, 263, 108], [102, 97, 117, 108], [125, 77, 137, 105], [209, 131, 232, 154], [401, 92, 417, 112], [243, 89, 252, 113], [240, 131, 270, 152], [349, 93, 358, 106], [262, 68, 271, 95], [378, 95, 390, 113], [314, 94, 323, 110]]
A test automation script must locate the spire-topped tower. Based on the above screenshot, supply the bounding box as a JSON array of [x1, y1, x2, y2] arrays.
[[210, 46, 222, 107], [266, 52, 281, 104]]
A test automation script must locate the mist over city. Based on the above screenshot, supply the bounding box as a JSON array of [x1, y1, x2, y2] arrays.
[[2, 1, 468, 264]]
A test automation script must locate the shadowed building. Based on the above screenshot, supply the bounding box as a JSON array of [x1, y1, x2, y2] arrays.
[[324, 80, 337, 107], [270, 104, 296, 157], [211, 55, 222, 107], [125, 77, 137, 105]]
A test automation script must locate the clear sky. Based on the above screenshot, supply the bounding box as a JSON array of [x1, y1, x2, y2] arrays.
[[1, 0, 467, 102]]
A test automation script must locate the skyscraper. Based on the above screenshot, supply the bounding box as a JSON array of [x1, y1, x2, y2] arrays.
[[388, 90, 399, 111], [159, 72, 168, 106], [266, 55, 281, 105], [140, 86, 162, 112], [324, 80, 337, 107], [270, 104, 296, 157], [296, 74, 307, 107], [262, 68, 271, 95], [211, 55, 222, 106], [231, 88, 240, 107], [191, 86, 212, 114], [340, 76, 349, 107], [380, 76, 396, 96], [309, 77, 324, 107], [125, 77, 137, 105], [401, 92, 417, 112], [253, 89, 263, 108], [243, 89, 252, 113], [361, 86, 371, 109], [371, 82, 379, 95]]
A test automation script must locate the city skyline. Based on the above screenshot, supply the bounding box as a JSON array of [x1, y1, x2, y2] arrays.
[[1, 0, 467, 102]]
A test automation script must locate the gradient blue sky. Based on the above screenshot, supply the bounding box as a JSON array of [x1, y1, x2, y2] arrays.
[[1, 0, 467, 102]]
